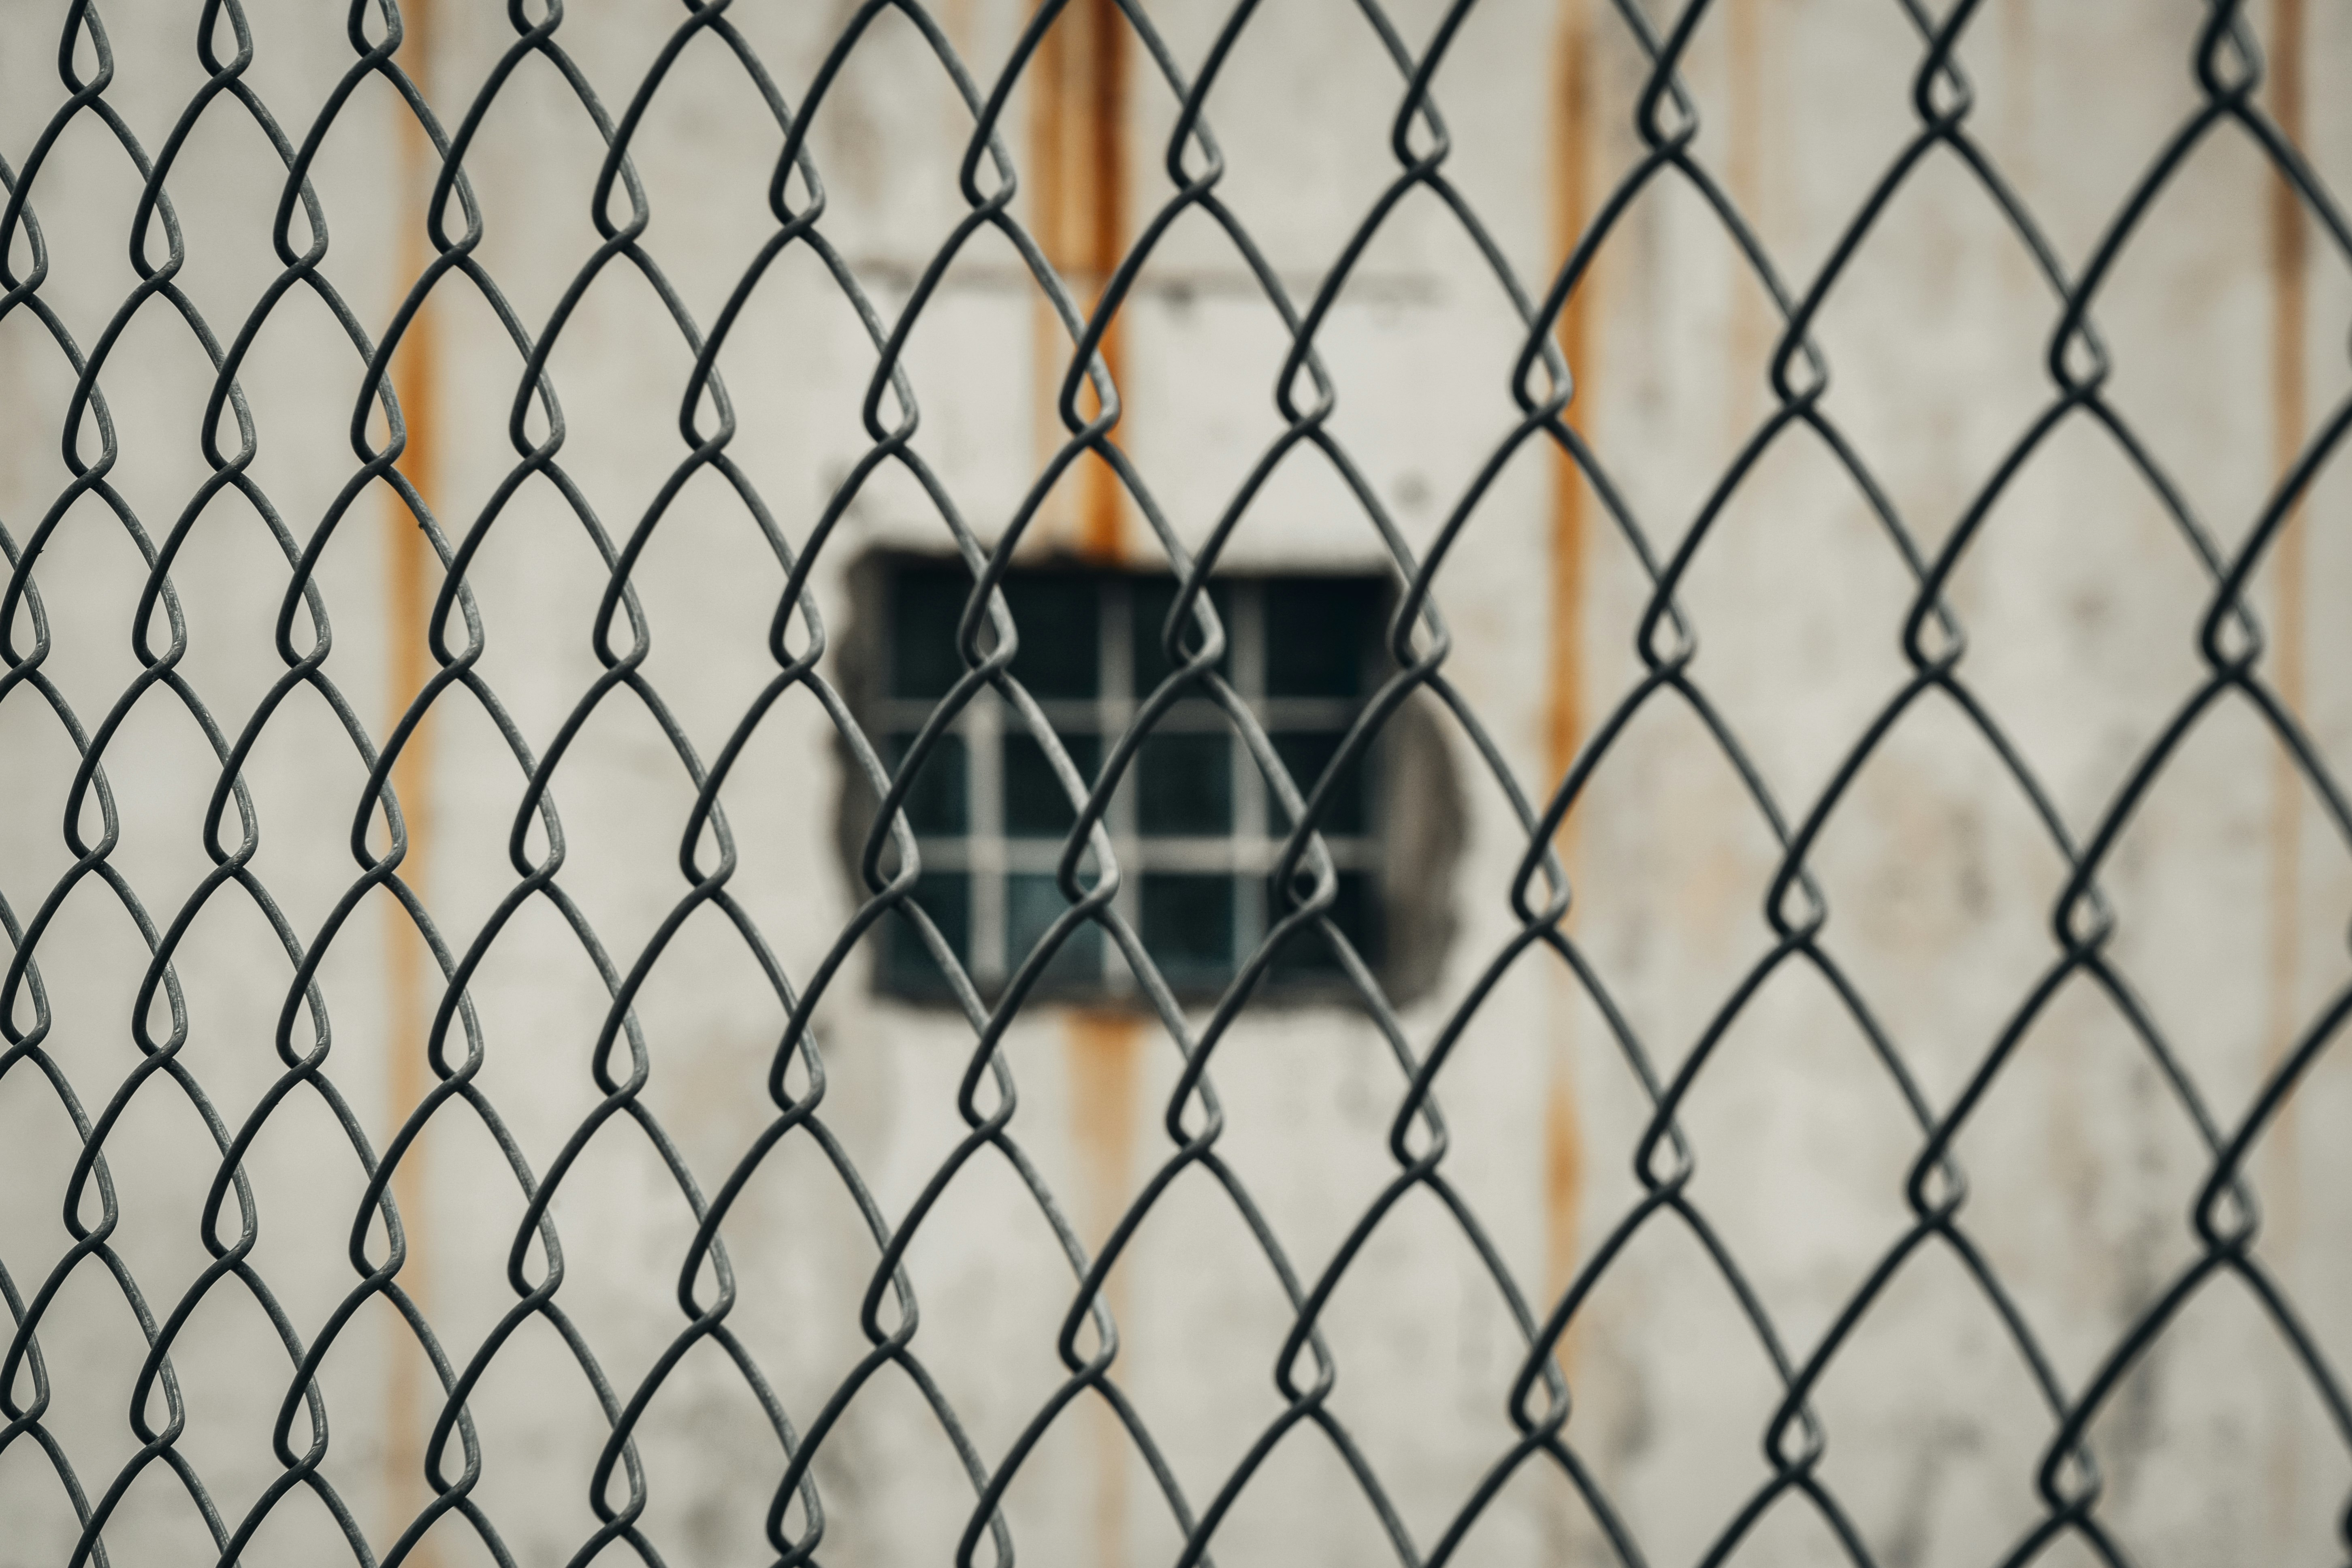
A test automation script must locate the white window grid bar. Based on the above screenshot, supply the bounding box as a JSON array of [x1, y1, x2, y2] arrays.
[[1230, 579, 1269, 962], [1098, 576, 1139, 995], [969, 674, 1006, 986]]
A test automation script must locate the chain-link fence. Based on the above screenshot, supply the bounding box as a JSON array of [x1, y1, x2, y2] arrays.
[[2, 1, 2348, 1564]]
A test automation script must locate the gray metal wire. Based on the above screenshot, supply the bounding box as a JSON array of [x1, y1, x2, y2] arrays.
[[1, 0, 2347, 1564]]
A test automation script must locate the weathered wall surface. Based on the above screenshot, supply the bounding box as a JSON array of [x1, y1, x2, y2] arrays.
[[1, 2, 2347, 1565]]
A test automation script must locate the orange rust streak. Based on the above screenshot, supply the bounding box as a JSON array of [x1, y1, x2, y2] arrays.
[[1066, 1008, 1143, 1261], [1542, 1072, 1586, 1299], [1078, 0, 1129, 564], [1065, 1007, 1143, 1568], [384, 1, 442, 1558], [1541, 0, 1597, 1311], [942, 0, 974, 58], [2263, 0, 2307, 1229], [1030, 0, 1130, 564], [1030, 10, 1070, 550], [1544, 6, 1594, 799], [1034, 20, 1137, 1545]]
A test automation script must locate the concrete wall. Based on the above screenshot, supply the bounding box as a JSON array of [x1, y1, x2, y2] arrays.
[[1, 1, 2347, 1565]]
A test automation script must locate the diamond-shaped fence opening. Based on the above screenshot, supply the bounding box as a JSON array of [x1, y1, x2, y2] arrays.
[[1, 2, 2348, 1565]]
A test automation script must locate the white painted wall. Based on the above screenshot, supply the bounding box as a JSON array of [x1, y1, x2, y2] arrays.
[[1, 2, 2347, 1565]]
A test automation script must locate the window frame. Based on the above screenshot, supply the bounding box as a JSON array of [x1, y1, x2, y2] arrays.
[[844, 554, 1409, 1005]]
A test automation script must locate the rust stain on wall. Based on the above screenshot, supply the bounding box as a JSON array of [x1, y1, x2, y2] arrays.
[[1545, 5, 1594, 804], [2263, 0, 2307, 1525], [1543, 0, 1599, 1316], [1029, 0, 1131, 563], [384, 1, 443, 1556], [1065, 1005, 1144, 1568], [2263, 0, 2308, 1112]]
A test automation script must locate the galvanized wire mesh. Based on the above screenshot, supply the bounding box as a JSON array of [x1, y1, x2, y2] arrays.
[[1, 1, 2348, 1565]]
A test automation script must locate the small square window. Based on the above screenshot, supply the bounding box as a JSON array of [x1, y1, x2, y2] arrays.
[[1269, 731, 1369, 836], [890, 564, 972, 699], [886, 731, 968, 836], [1002, 574, 1100, 698], [1131, 577, 1230, 692], [1264, 578, 1379, 698], [1138, 731, 1231, 836], [1004, 732, 1100, 838], [1269, 870, 1377, 978], [1143, 873, 1235, 982], [853, 559, 1415, 1002], [1008, 873, 1104, 992], [885, 871, 970, 994]]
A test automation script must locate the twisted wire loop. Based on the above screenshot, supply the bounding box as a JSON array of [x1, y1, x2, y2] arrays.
[[0, 0, 2345, 1564]]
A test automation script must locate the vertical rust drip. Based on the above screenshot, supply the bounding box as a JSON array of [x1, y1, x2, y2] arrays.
[[1034, 17, 1138, 1544], [1081, 0, 1129, 563], [2262, 0, 2306, 1207], [2262, 0, 2307, 1520], [1029, 0, 1130, 563], [1540, 20, 1600, 1557], [1065, 1007, 1143, 1568], [1030, 11, 1070, 550], [384, 0, 442, 1557], [1542, 0, 1596, 1315]]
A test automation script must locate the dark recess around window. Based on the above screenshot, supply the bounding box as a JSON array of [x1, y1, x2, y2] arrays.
[[834, 553, 1460, 1008]]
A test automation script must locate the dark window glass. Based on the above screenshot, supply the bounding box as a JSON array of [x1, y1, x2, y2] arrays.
[[1143, 873, 1234, 982], [886, 731, 967, 836], [1008, 873, 1103, 990], [891, 565, 970, 698], [1138, 731, 1232, 836], [868, 561, 1391, 1001], [1269, 731, 1368, 835], [1264, 578, 1379, 698], [1004, 574, 1100, 698], [887, 872, 970, 992], [1269, 870, 1375, 978], [1132, 576, 1229, 693], [1004, 731, 1101, 838]]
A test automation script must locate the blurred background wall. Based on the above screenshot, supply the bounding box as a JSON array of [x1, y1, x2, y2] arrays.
[[1, 1, 2348, 1564]]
